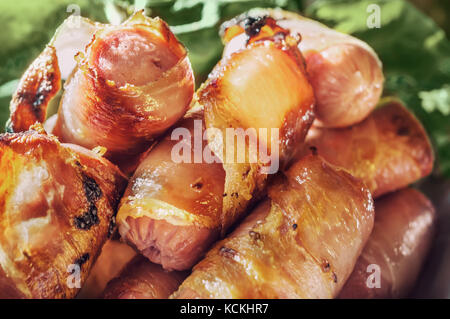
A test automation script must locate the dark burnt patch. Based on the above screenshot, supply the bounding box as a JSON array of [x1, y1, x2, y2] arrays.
[[74, 204, 99, 230], [191, 179, 203, 190], [397, 126, 410, 136], [75, 253, 90, 267], [309, 146, 318, 155], [322, 260, 331, 273], [82, 174, 102, 203], [244, 15, 268, 37], [292, 223, 298, 230]]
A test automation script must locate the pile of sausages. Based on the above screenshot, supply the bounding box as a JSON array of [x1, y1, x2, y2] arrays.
[[0, 9, 434, 299]]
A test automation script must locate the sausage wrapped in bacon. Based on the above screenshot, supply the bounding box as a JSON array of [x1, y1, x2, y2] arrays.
[[298, 101, 434, 198], [222, 9, 384, 128], [102, 255, 187, 299], [172, 154, 374, 298], [339, 188, 435, 298], [117, 18, 315, 270], [0, 125, 127, 298], [8, 11, 195, 173]]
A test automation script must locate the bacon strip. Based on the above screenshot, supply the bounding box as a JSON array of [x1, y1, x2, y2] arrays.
[[117, 18, 315, 271], [339, 188, 435, 298], [222, 9, 384, 128], [8, 11, 194, 174], [298, 101, 434, 198], [53, 11, 194, 172], [8, 15, 103, 133], [8, 46, 61, 133], [0, 125, 127, 298], [172, 155, 374, 298], [118, 118, 225, 270], [102, 255, 187, 299]]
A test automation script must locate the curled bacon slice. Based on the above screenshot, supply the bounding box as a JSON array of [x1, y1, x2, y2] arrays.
[[117, 18, 315, 271], [222, 9, 384, 128], [339, 188, 435, 298], [102, 255, 187, 299], [8, 12, 194, 174], [0, 125, 127, 298], [53, 11, 194, 172], [172, 155, 374, 299], [298, 101, 434, 198], [8, 16, 103, 134], [8, 46, 61, 133]]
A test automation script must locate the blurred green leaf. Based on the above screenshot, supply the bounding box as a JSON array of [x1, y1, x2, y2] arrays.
[[419, 85, 450, 116]]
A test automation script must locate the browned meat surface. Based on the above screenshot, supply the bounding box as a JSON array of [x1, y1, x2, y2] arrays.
[[117, 18, 315, 271], [298, 101, 434, 198], [77, 240, 136, 299], [8, 46, 61, 133], [0, 125, 127, 298], [222, 9, 384, 128], [172, 154, 374, 298], [103, 255, 187, 299], [339, 188, 435, 298], [7, 11, 194, 175], [53, 12, 194, 173], [118, 118, 225, 270]]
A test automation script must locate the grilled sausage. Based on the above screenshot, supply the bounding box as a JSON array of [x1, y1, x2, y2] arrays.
[[0, 125, 127, 298], [339, 188, 435, 298], [222, 9, 384, 128], [8, 11, 194, 174], [298, 101, 434, 198], [103, 255, 187, 299], [172, 154, 374, 298], [117, 17, 315, 270]]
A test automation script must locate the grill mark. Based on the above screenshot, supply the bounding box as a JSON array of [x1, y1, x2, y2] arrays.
[[74, 204, 99, 230], [82, 174, 102, 203]]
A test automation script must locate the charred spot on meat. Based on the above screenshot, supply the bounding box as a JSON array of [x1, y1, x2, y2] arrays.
[[74, 204, 100, 230], [244, 15, 268, 37], [190, 179, 203, 190], [74, 253, 90, 268], [397, 126, 410, 136], [309, 146, 318, 155], [82, 174, 102, 203]]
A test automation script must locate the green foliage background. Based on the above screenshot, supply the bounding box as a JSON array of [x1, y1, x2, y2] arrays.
[[0, 0, 449, 177]]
